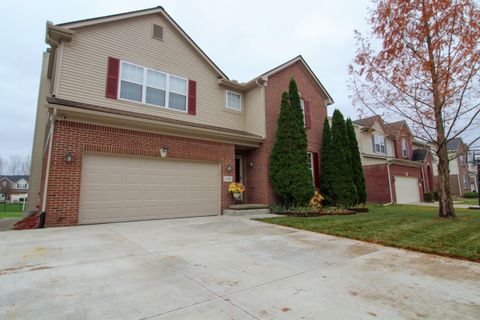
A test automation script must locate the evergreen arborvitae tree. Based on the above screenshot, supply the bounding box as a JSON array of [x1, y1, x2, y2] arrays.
[[269, 77, 313, 206], [330, 109, 356, 207], [346, 118, 367, 205], [320, 117, 333, 204]]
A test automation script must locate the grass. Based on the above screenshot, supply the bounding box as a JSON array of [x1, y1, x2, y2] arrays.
[[455, 198, 480, 206], [0, 203, 24, 218], [258, 205, 480, 261]]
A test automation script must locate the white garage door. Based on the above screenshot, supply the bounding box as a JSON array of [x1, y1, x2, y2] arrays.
[[79, 154, 221, 224], [394, 176, 420, 204]]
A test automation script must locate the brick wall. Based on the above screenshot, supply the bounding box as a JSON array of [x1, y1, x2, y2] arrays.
[[363, 164, 390, 203], [43, 120, 235, 227], [246, 61, 328, 205]]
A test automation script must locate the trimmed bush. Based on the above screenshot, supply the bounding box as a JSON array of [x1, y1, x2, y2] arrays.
[[464, 192, 479, 199], [424, 192, 436, 202]]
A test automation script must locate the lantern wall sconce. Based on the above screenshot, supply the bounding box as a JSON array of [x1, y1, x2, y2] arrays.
[[65, 152, 74, 163], [160, 146, 169, 158], [226, 164, 233, 172], [248, 161, 254, 168]]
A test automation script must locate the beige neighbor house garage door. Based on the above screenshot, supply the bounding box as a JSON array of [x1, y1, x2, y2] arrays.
[[79, 154, 221, 224], [394, 176, 420, 204]]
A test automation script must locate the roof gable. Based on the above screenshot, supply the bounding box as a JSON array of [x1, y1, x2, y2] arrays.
[[261, 55, 333, 105], [52, 7, 228, 79]]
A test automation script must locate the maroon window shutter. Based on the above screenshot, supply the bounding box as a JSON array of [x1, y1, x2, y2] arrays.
[[313, 152, 320, 188], [105, 57, 120, 99], [304, 100, 312, 129], [188, 80, 197, 115]]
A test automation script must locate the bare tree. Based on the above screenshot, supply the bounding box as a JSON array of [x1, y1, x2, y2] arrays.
[[0, 179, 12, 209], [0, 155, 4, 174], [7, 155, 23, 175], [19, 156, 31, 176], [350, 0, 480, 217]]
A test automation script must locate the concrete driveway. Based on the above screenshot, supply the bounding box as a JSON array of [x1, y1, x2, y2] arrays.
[[1, 216, 479, 320]]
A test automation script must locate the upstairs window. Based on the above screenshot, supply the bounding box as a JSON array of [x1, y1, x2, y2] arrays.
[[119, 61, 187, 112], [226, 91, 241, 111], [300, 99, 306, 127], [401, 138, 408, 158], [373, 135, 386, 154]]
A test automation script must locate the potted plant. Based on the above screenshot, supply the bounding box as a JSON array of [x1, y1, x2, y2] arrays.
[[228, 182, 245, 200]]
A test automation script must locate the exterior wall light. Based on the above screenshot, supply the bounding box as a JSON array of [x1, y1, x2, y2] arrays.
[[249, 161, 254, 168], [160, 146, 169, 158], [226, 164, 233, 172], [65, 152, 74, 163]]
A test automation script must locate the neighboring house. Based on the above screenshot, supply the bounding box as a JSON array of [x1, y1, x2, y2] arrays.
[[352, 116, 433, 204], [434, 138, 471, 197], [0, 175, 29, 203], [28, 7, 333, 227]]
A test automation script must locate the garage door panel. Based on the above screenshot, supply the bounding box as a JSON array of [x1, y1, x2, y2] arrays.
[[394, 176, 420, 204], [79, 154, 221, 224]]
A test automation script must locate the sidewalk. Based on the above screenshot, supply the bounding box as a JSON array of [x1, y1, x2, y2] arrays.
[[0, 218, 21, 231], [412, 202, 479, 209]]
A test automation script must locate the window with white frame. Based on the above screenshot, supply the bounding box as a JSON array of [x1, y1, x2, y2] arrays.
[[401, 138, 408, 158], [460, 155, 465, 166], [119, 61, 187, 112], [226, 91, 241, 111], [300, 99, 306, 127], [307, 152, 314, 184], [373, 135, 386, 154], [463, 175, 469, 189]]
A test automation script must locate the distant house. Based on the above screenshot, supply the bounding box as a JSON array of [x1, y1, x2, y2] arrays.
[[429, 138, 472, 197], [0, 175, 29, 203], [352, 116, 434, 204]]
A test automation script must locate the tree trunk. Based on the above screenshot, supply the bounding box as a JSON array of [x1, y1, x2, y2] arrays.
[[436, 143, 455, 217]]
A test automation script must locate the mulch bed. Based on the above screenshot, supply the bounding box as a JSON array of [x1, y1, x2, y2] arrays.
[[347, 207, 369, 213], [276, 209, 356, 217], [12, 214, 39, 230]]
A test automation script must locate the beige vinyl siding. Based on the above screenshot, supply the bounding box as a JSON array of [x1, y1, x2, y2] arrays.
[[27, 52, 51, 211], [57, 13, 248, 133], [244, 85, 266, 138]]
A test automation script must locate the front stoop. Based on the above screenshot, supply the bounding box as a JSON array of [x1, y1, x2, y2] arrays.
[[223, 204, 270, 216]]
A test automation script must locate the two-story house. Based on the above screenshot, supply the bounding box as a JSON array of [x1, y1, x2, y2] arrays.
[[441, 138, 471, 197], [27, 7, 333, 227], [352, 116, 433, 204], [0, 175, 29, 203]]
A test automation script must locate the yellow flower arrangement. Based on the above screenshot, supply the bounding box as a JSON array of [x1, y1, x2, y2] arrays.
[[228, 182, 245, 193], [309, 191, 324, 208]]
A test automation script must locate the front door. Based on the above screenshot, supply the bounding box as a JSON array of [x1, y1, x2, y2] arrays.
[[235, 155, 243, 183]]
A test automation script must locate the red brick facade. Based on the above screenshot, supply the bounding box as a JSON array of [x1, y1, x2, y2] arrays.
[[246, 61, 328, 205], [43, 120, 235, 227]]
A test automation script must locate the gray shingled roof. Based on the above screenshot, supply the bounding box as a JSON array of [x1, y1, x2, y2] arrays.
[[446, 138, 463, 151], [0, 175, 29, 183], [412, 149, 428, 161]]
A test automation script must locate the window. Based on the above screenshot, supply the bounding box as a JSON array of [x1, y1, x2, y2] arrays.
[[300, 99, 306, 127], [307, 152, 314, 184], [16, 183, 27, 189], [226, 91, 241, 111], [401, 138, 408, 158], [460, 155, 465, 166], [463, 175, 469, 189], [374, 135, 386, 154], [119, 61, 187, 112]]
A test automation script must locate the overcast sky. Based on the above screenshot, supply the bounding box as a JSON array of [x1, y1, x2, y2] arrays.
[[0, 0, 371, 161]]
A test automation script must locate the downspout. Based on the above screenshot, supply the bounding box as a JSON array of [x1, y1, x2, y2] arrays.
[[39, 108, 56, 228], [384, 159, 395, 206]]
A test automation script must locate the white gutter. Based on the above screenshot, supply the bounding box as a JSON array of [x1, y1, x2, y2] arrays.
[[384, 159, 395, 206], [41, 108, 56, 213]]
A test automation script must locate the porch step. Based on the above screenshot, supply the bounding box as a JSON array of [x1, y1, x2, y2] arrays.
[[224, 204, 270, 216]]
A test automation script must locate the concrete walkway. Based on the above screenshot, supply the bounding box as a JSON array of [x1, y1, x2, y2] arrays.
[[412, 202, 479, 209], [0, 218, 20, 231], [1, 216, 479, 319]]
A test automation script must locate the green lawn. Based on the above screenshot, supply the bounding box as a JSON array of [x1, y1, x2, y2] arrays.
[[0, 203, 24, 218], [456, 198, 480, 206], [258, 205, 480, 261]]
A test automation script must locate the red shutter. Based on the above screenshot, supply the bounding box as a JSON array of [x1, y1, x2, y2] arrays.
[[188, 80, 197, 115], [105, 57, 120, 99], [304, 100, 311, 129], [313, 152, 320, 188]]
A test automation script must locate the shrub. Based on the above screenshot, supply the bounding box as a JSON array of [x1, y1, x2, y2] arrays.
[[424, 192, 436, 202], [464, 192, 479, 199]]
